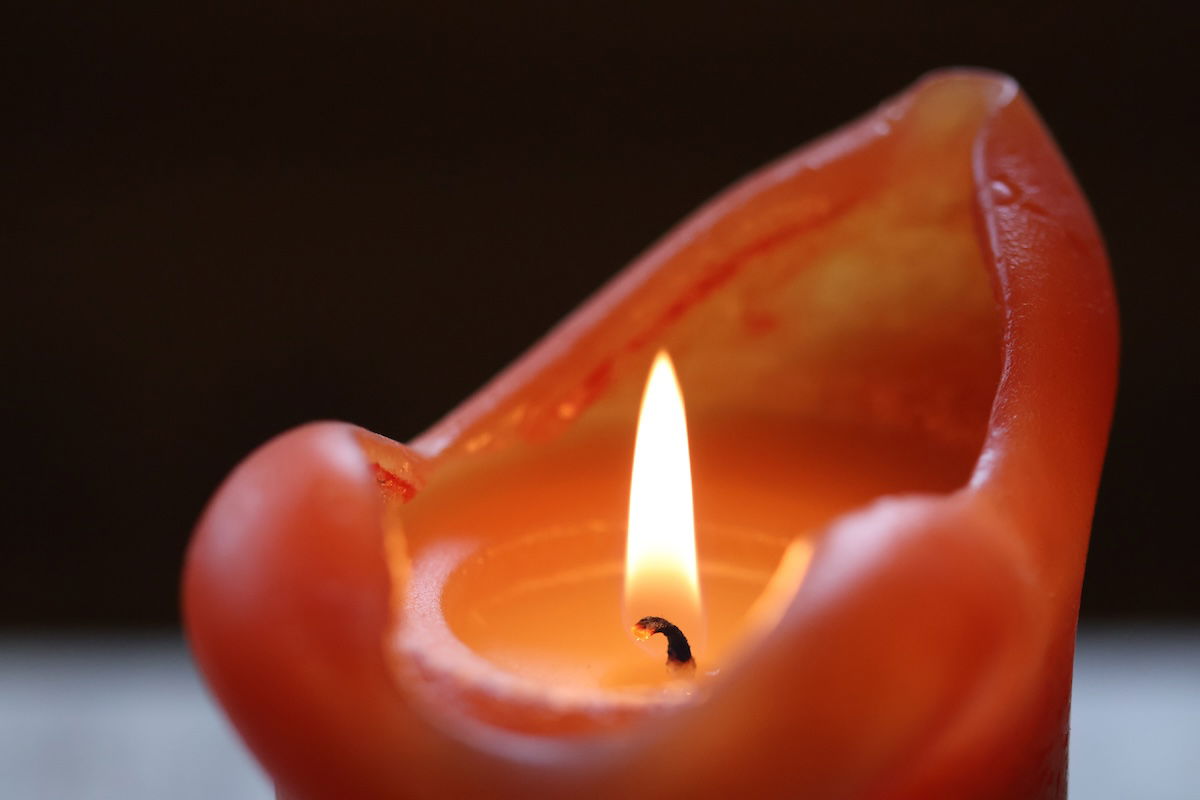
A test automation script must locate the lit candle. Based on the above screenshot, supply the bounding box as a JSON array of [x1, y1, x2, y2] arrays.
[[185, 69, 1117, 799]]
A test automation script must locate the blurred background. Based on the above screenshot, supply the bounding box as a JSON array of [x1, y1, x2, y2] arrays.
[[4, 1, 1197, 798]]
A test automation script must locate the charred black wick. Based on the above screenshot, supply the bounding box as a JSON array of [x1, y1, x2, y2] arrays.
[[632, 615, 696, 673]]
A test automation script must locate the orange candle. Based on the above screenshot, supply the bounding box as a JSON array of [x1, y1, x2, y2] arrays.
[[185, 69, 1117, 799]]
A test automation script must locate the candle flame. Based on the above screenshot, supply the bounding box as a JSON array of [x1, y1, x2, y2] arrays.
[[624, 351, 704, 653]]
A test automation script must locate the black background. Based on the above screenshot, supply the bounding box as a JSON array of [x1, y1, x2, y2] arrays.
[[5, 1, 1197, 627]]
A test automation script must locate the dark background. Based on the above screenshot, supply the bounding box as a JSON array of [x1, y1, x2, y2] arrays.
[[5, 2, 1196, 627]]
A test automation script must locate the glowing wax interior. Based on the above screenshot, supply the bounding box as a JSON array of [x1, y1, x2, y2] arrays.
[[387, 80, 1002, 720]]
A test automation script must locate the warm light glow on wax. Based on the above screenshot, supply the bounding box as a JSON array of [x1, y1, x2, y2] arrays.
[[624, 350, 704, 654]]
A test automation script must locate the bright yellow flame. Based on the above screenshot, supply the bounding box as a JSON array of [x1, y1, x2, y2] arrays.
[[624, 350, 704, 653]]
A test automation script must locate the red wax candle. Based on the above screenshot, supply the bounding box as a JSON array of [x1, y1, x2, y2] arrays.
[[184, 69, 1117, 799]]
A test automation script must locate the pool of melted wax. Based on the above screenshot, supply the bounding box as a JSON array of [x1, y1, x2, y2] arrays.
[[441, 522, 789, 690], [418, 415, 981, 693]]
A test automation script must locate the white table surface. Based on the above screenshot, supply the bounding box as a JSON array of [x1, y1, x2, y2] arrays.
[[2, 626, 1196, 799]]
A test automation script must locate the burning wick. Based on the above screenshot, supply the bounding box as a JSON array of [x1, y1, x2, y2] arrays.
[[625, 352, 702, 679], [632, 615, 697, 675]]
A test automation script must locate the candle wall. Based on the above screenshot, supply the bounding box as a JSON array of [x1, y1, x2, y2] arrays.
[[185, 70, 1117, 799]]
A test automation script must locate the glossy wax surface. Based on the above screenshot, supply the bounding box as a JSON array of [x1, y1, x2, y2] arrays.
[[184, 70, 1117, 799]]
